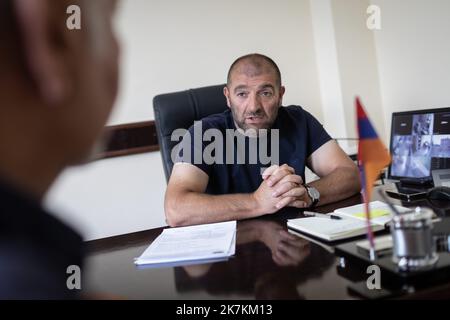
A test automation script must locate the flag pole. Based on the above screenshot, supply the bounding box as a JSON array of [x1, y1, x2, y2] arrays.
[[364, 195, 377, 261], [360, 164, 377, 261]]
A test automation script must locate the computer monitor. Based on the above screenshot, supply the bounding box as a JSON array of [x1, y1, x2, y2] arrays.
[[389, 107, 450, 181]]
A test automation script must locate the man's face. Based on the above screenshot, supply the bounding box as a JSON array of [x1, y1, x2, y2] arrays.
[[224, 67, 285, 132]]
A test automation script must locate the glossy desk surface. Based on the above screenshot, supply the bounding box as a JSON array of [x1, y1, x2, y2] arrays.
[[84, 186, 450, 299]]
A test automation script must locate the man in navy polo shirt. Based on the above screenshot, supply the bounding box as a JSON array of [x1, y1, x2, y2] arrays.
[[165, 54, 360, 227]]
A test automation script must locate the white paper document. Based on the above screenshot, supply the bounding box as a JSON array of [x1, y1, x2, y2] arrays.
[[134, 221, 236, 267]]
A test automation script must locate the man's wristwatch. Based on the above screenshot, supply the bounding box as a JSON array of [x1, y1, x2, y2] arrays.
[[304, 185, 320, 208]]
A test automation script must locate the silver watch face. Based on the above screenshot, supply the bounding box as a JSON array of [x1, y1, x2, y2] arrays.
[[308, 186, 320, 200]]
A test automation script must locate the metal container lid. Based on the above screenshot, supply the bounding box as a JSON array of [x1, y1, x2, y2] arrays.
[[391, 207, 434, 229]]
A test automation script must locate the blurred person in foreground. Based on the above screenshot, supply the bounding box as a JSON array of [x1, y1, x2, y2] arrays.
[[0, 0, 120, 299]]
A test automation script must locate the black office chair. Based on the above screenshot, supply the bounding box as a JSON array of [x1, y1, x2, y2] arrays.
[[153, 84, 229, 182]]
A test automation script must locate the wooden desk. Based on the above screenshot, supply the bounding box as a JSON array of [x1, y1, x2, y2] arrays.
[[83, 186, 450, 299]]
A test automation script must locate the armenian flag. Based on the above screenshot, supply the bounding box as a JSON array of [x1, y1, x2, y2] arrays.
[[356, 97, 391, 260]]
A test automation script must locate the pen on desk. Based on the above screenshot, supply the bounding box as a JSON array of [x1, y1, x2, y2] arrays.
[[303, 211, 342, 220]]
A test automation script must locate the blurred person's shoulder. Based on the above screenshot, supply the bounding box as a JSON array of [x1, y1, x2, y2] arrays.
[[0, 180, 83, 300]]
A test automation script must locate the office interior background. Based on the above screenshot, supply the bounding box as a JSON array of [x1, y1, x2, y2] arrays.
[[44, 0, 450, 241]]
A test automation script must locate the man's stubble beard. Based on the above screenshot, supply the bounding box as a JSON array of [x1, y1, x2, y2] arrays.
[[230, 103, 281, 133]]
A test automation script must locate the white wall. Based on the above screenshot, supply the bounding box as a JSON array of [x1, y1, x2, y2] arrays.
[[315, 0, 450, 146], [46, 153, 167, 241], [109, 0, 324, 124], [309, 0, 348, 141], [371, 0, 450, 143], [308, 0, 384, 153], [332, 0, 385, 142], [46, 0, 324, 240]]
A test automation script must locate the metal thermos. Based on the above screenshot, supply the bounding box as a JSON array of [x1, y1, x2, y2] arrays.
[[390, 207, 438, 271]]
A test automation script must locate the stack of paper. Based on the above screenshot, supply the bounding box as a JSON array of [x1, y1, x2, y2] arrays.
[[134, 221, 236, 268], [287, 217, 384, 242]]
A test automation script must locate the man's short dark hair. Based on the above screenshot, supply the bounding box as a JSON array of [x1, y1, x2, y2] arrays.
[[227, 53, 282, 87]]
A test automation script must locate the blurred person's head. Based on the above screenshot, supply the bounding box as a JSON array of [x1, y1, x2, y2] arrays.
[[0, 0, 120, 198]]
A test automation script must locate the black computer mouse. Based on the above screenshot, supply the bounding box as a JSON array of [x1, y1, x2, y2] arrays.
[[427, 186, 450, 201]]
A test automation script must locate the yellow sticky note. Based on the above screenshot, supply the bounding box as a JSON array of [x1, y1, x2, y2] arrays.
[[353, 209, 390, 219]]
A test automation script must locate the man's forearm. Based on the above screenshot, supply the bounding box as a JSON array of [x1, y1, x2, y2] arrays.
[[165, 191, 262, 227], [308, 166, 361, 207]]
